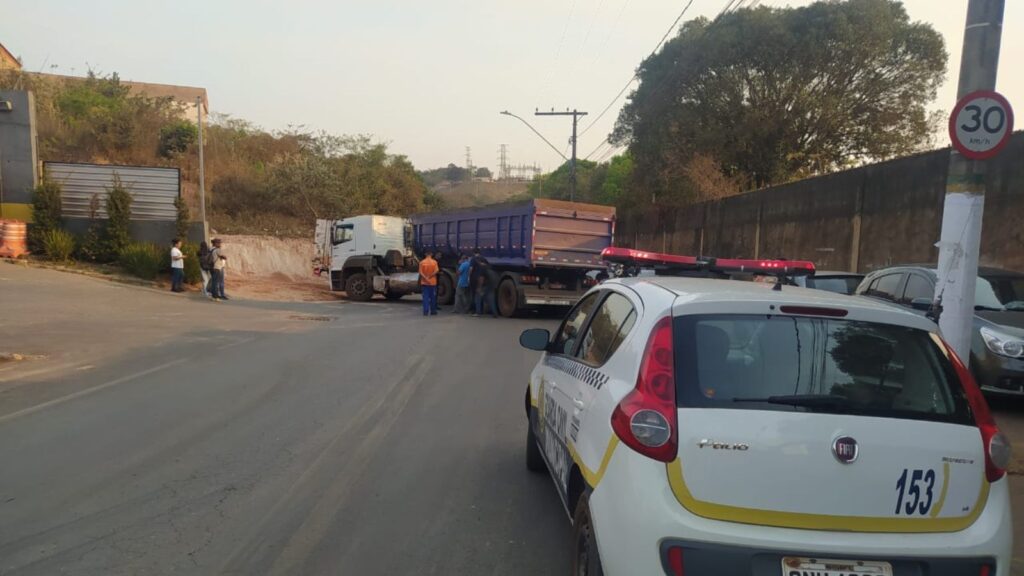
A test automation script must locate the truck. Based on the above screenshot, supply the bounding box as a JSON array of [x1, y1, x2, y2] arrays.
[[313, 199, 616, 317]]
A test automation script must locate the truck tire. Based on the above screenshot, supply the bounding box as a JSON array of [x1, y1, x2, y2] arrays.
[[437, 272, 455, 306], [497, 277, 520, 318], [345, 273, 373, 301], [384, 290, 404, 301]]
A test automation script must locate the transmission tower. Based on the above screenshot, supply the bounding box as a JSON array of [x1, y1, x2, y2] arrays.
[[465, 146, 474, 176], [498, 144, 509, 181]]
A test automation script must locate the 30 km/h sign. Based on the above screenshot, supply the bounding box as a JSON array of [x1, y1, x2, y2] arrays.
[[949, 90, 1014, 160]]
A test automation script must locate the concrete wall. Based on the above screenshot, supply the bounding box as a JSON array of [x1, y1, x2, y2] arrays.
[[61, 218, 204, 245], [618, 131, 1024, 273], [0, 90, 38, 221]]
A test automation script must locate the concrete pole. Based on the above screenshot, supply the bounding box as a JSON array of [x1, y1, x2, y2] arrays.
[[196, 96, 208, 241], [935, 0, 1004, 362]]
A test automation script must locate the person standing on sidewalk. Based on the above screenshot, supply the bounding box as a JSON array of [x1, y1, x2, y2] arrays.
[[170, 239, 186, 293], [198, 241, 213, 298], [210, 238, 229, 301], [419, 250, 439, 316], [454, 255, 472, 314]]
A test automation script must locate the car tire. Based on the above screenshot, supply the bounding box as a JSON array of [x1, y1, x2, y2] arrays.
[[571, 493, 604, 576], [526, 410, 545, 473], [345, 273, 373, 301]]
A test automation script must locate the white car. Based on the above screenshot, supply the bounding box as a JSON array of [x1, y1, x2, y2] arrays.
[[519, 248, 1014, 576]]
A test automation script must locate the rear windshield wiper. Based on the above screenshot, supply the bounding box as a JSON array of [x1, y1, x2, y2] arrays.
[[731, 394, 853, 408]]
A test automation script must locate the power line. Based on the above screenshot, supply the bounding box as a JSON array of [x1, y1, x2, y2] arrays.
[[537, 0, 580, 106], [578, 0, 697, 138]]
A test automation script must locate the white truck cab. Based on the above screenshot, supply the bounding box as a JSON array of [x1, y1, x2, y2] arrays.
[[314, 215, 422, 301]]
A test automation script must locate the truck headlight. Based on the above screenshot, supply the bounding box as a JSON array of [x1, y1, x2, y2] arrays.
[[980, 327, 1024, 359]]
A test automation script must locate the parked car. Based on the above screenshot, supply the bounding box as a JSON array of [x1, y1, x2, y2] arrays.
[[792, 270, 864, 295], [520, 249, 1012, 576], [856, 265, 1024, 396]]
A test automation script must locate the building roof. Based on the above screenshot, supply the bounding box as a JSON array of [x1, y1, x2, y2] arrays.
[[31, 72, 208, 113], [0, 42, 21, 69]]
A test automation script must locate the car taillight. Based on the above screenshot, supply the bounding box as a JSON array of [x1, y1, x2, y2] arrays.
[[941, 337, 1012, 482], [665, 546, 685, 575], [611, 316, 677, 462]]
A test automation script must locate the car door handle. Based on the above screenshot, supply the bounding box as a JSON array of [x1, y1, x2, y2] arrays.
[[572, 398, 585, 409]]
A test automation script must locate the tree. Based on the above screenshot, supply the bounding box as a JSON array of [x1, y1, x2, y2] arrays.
[[29, 179, 63, 251], [445, 163, 469, 183], [104, 175, 133, 259], [527, 160, 600, 202], [612, 0, 947, 199], [474, 167, 492, 179], [159, 120, 197, 158]]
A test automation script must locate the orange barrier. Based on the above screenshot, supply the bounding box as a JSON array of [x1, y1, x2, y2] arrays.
[[0, 220, 28, 258]]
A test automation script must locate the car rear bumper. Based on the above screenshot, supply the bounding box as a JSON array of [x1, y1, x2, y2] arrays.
[[656, 540, 998, 575], [589, 447, 1014, 576]]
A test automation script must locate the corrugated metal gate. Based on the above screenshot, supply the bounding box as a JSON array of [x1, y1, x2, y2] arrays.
[[44, 162, 180, 221]]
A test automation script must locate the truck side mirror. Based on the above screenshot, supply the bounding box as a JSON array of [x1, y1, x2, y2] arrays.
[[519, 328, 551, 352]]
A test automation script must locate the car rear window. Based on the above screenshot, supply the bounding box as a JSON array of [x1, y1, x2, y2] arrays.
[[806, 276, 862, 295], [674, 314, 973, 424]]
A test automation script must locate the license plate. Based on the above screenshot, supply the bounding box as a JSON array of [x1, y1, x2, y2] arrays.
[[781, 557, 893, 576]]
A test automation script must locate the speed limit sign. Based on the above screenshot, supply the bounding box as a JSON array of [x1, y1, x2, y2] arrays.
[[949, 90, 1014, 160]]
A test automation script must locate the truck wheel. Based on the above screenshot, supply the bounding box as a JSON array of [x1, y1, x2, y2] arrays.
[[437, 272, 455, 306], [497, 277, 519, 318], [384, 290, 404, 301], [345, 273, 373, 301]]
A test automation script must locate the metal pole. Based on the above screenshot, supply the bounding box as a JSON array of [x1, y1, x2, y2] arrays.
[[570, 110, 578, 202], [935, 0, 1005, 362], [196, 96, 207, 240]]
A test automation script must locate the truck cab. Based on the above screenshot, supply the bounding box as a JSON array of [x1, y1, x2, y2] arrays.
[[315, 215, 425, 301]]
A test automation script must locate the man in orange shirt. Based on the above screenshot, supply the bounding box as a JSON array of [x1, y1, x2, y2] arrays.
[[419, 250, 439, 316]]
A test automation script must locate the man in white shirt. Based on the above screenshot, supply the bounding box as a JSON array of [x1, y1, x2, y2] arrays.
[[170, 238, 186, 293]]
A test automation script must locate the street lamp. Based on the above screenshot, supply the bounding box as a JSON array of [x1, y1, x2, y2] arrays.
[[499, 111, 568, 161]]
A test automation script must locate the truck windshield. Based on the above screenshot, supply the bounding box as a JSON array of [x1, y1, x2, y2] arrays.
[[673, 314, 973, 425]]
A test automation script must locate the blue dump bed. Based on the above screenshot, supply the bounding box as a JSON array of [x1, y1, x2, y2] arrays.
[[412, 199, 616, 270]]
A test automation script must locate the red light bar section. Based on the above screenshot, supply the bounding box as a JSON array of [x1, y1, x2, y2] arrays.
[[601, 247, 700, 267], [600, 247, 816, 276]]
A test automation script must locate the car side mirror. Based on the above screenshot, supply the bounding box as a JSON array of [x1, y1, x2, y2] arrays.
[[910, 298, 933, 311], [519, 328, 551, 352]]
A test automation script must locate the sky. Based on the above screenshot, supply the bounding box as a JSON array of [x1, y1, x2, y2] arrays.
[[3, 0, 1022, 172]]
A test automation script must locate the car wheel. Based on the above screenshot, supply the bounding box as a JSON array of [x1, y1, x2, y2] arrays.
[[526, 410, 545, 473], [345, 273, 373, 301], [571, 493, 604, 576]]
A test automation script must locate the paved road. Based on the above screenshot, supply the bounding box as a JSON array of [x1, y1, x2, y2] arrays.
[[0, 266, 568, 575], [0, 264, 1020, 575]]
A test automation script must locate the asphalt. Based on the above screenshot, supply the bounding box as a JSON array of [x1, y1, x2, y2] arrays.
[[0, 265, 568, 575], [0, 264, 1021, 575]]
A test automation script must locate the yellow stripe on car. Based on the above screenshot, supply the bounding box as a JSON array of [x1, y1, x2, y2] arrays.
[[569, 436, 620, 489], [665, 459, 988, 534]]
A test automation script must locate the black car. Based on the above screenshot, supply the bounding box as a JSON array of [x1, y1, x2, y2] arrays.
[[856, 265, 1024, 396]]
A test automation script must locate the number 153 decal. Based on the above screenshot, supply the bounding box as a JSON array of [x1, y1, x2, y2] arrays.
[[895, 468, 935, 516]]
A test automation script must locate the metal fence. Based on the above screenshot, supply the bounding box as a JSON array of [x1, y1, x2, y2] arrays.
[[44, 162, 180, 221]]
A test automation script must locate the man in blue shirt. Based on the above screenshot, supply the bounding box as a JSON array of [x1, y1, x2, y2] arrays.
[[454, 254, 472, 314]]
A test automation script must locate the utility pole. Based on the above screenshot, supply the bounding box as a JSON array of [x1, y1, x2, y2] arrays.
[[196, 96, 207, 241], [535, 108, 588, 202], [935, 0, 1005, 362]]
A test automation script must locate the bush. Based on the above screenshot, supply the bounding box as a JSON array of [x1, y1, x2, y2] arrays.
[[103, 175, 133, 259], [29, 179, 63, 251], [174, 195, 191, 240], [41, 229, 75, 262], [159, 120, 197, 158], [182, 242, 202, 285], [75, 193, 107, 262], [118, 242, 165, 280]]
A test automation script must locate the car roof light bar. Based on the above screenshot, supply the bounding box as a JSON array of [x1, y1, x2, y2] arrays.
[[601, 247, 816, 279]]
